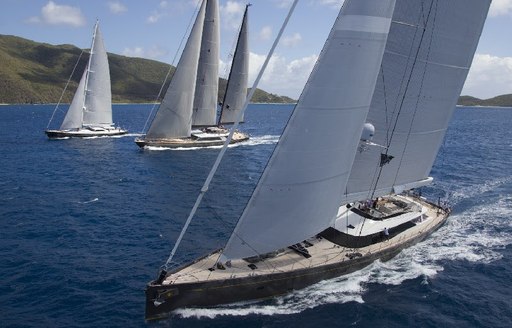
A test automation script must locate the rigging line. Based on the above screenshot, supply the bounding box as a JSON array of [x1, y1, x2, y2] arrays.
[[164, 0, 299, 269], [140, 0, 202, 134], [46, 50, 85, 129], [369, 0, 436, 201], [392, 0, 438, 186]]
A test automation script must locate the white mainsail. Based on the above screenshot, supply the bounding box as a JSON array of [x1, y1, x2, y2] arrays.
[[219, 4, 249, 124], [192, 0, 220, 127], [223, 0, 396, 259], [146, 0, 207, 139], [82, 23, 112, 127], [341, 0, 491, 204]]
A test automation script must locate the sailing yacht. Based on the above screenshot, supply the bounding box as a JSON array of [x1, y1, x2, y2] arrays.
[[144, 0, 490, 320], [45, 21, 127, 139], [135, 0, 249, 149]]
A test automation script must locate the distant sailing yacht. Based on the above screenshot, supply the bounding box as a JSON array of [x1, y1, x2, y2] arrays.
[[45, 21, 126, 139], [144, 0, 490, 320], [135, 0, 249, 149]]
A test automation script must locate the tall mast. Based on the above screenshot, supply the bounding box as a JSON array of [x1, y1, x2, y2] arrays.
[[81, 20, 98, 128]]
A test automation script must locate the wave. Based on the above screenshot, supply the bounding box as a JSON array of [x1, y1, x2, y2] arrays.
[[175, 194, 512, 319], [442, 175, 512, 205], [78, 197, 99, 204]]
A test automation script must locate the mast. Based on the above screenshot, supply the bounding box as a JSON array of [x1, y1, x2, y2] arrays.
[[81, 20, 98, 128], [218, 4, 250, 125], [223, 0, 397, 260]]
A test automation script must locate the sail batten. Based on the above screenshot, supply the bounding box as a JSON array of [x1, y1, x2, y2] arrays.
[[223, 0, 396, 260], [343, 0, 491, 203]]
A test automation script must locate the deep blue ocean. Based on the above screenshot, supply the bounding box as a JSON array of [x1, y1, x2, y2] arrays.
[[1, 104, 511, 327]]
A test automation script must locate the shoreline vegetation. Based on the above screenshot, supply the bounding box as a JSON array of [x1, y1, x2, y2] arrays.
[[0, 34, 295, 105], [1, 34, 510, 107]]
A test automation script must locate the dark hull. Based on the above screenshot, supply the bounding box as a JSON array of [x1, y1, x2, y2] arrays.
[[45, 129, 127, 139], [145, 214, 448, 320], [135, 135, 249, 149]]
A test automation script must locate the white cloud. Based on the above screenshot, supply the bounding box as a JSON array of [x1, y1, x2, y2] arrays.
[[273, 0, 294, 8], [26, 1, 85, 27], [146, 0, 173, 23], [316, 0, 344, 8], [122, 46, 168, 60], [220, 1, 245, 30], [259, 26, 273, 41], [108, 1, 127, 14], [248, 52, 318, 98], [462, 53, 512, 98], [489, 0, 512, 17], [282, 33, 302, 47], [147, 11, 166, 23]]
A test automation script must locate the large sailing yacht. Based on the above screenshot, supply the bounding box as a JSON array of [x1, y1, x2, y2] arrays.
[[144, 0, 490, 320], [135, 0, 249, 149], [45, 21, 127, 139]]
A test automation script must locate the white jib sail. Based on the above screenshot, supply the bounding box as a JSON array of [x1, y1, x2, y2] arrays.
[[223, 0, 396, 260], [82, 22, 113, 127], [146, 0, 207, 139], [341, 0, 491, 204], [192, 0, 220, 127], [219, 4, 249, 125], [60, 70, 86, 130]]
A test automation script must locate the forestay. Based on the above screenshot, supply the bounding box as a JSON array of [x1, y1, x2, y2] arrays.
[[219, 4, 249, 124], [83, 23, 112, 127], [341, 0, 491, 204], [192, 0, 220, 127], [146, 0, 207, 139], [223, 0, 396, 260]]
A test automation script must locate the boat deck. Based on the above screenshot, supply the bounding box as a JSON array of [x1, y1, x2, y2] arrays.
[[163, 196, 447, 285]]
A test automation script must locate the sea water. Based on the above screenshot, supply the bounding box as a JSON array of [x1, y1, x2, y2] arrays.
[[1, 104, 511, 327]]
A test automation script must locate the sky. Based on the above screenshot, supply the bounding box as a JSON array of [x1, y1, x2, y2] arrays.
[[1, 0, 511, 99]]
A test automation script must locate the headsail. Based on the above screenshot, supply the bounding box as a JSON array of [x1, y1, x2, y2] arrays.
[[219, 4, 250, 125], [223, 0, 396, 260], [60, 70, 86, 130], [341, 0, 491, 204], [146, 0, 207, 139], [192, 0, 220, 127], [82, 22, 113, 127]]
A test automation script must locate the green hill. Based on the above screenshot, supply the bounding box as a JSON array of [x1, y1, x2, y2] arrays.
[[0, 34, 295, 104], [458, 94, 512, 107]]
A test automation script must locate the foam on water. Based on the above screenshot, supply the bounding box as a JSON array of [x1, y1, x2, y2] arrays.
[[78, 197, 99, 204], [176, 193, 512, 319], [442, 175, 512, 204]]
